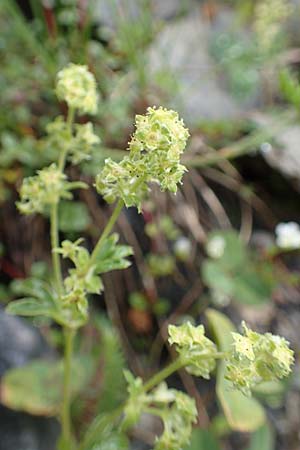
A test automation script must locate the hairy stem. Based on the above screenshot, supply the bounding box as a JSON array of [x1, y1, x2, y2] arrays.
[[58, 106, 75, 171], [50, 106, 76, 448], [90, 198, 124, 265], [50, 203, 63, 296], [143, 357, 185, 392], [61, 327, 75, 449], [143, 351, 228, 393]]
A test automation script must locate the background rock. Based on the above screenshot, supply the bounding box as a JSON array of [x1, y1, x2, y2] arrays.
[[148, 9, 250, 126], [0, 310, 59, 450]]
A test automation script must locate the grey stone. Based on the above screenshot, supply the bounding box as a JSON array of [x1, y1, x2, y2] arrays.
[[148, 10, 243, 126], [0, 309, 54, 376], [152, 0, 192, 20], [255, 114, 300, 190], [265, 125, 300, 184], [0, 406, 59, 450], [0, 310, 59, 450], [94, 0, 191, 26]]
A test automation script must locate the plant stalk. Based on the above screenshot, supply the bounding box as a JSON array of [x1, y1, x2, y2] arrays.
[[50, 105, 77, 448], [90, 199, 124, 265], [143, 351, 228, 393], [50, 202, 63, 296], [58, 106, 75, 171], [143, 357, 185, 392], [61, 327, 75, 450]]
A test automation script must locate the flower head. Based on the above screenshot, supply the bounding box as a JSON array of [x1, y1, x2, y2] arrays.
[[17, 164, 82, 215], [130, 107, 189, 155], [96, 107, 189, 210], [56, 63, 98, 115], [168, 322, 217, 379], [122, 376, 197, 450], [153, 386, 197, 450], [71, 123, 100, 164], [225, 322, 294, 395], [254, 0, 293, 52]]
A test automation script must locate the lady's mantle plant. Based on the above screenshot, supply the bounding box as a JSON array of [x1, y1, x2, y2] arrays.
[[7, 63, 294, 450]]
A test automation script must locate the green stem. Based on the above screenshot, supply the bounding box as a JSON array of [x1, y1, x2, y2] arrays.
[[143, 357, 185, 392], [61, 327, 75, 450], [184, 115, 292, 169], [143, 351, 228, 393], [89, 199, 124, 265], [53, 106, 76, 449], [58, 106, 75, 172], [50, 203, 63, 296]]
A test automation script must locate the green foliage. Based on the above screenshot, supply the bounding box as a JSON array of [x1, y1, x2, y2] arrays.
[[7, 277, 61, 321], [79, 412, 128, 450], [54, 234, 133, 321], [58, 201, 91, 232], [253, 380, 288, 408], [279, 69, 300, 113], [210, 31, 261, 99], [128, 292, 148, 311], [202, 230, 276, 305], [206, 309, 266, 431], [7, 276, 86, 328], [147, 254, 176, 277], [93, 233, 133, 274], [247, 423, 274, 450], [145, 215, 180, 241], [1, 358, 93, 416], [95, 318, 127, 415], [184, 429, 221, 450]]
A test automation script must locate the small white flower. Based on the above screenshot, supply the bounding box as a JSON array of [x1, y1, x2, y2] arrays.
[[173, 237, 192, 261], [260, 142, 273, 155], [211, 289, 231, 307], [275, 221, 300, 249], [206, 235, 226, 259]]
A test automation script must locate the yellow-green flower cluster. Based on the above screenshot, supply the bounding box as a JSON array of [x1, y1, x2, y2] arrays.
[[123, 375, 197, 450], [45, 117, 100, 165], [168, 322, 217, 379], [254, 0, 292, 53], [17, 164, 85, 215], [96, 106, 189, 210], [56, 63, 98, 115], [152, 383, 197, 450], [226, 322, 294, 396], [53, 234, 133, 325], [71, 123, 100, 164], [55, 239, 103, 318]]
